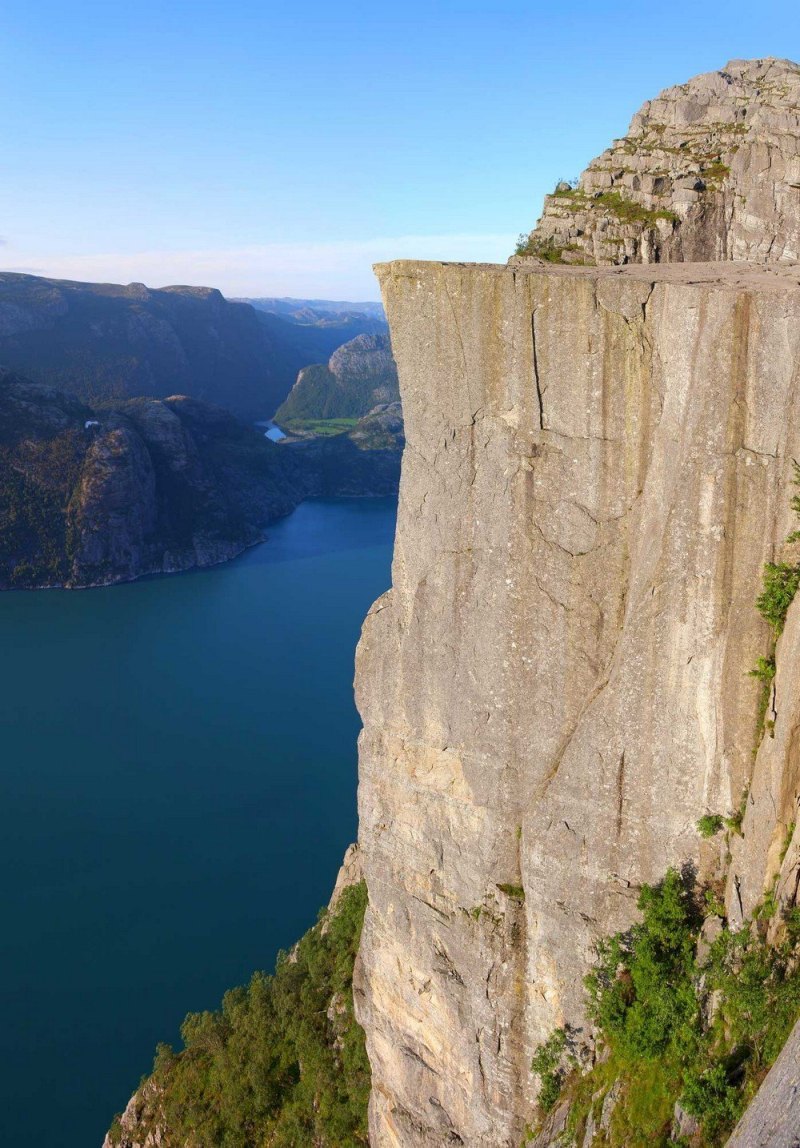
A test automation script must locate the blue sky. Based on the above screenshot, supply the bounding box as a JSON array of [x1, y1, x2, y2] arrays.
[[2, 1, 800, 298]]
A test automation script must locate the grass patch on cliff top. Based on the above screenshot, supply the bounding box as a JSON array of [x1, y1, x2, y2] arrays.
[[513, 234, 594, 264], [591, 191, 678, 226]]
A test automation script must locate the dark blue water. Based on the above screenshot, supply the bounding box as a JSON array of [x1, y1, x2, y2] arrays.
[[0, 497, 396, 1148]]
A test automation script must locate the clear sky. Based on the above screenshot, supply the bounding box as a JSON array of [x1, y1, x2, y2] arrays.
[[3, 0, 800, 299]]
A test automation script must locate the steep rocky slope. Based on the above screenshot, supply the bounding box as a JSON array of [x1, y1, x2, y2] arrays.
[[275, 332, 399, 426], [0, 369, 300, 588], [253, 306, 389, 409], [518, 58, 800, 266], [726, 1017, 800, 1145], [0, 274, 384, 420], [0, 370, 399, 590], [357, 258, 800, 1145]]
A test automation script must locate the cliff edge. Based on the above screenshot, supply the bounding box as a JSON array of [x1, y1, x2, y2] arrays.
[[356, 258, 800, 1144]]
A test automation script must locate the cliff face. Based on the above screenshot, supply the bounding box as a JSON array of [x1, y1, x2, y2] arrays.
[[520, 58, 800, 266], [726, 1017, 800, 1146], [0, 371, 301, 588], [355, 259, 800, 1145]]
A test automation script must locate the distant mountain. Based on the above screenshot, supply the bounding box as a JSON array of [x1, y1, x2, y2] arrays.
[[0, 273, 384, 422], [254, 310, 388, 410], [241, 296, 385, 320], [0, 369, 400, 590], [275, 333, 399, 426], [0, 368, 297, 588]]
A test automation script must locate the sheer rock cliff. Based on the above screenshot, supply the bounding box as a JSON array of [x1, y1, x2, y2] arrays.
[[726, 1016, 800, 1146], [355, 258, 800, 1145]]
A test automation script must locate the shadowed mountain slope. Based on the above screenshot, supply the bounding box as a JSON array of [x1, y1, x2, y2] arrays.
[[0, 274, 386, 421], [275, 333, 398, 426]]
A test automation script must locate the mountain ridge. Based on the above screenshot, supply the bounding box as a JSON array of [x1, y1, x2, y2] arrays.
[[0, 272, 385, 421]]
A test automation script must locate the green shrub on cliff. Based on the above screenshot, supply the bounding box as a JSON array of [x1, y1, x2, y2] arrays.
[[585, 869, 701, 1063], [697, 814, 725, 838], [530, 1027, 570, 1111], [755, 562, 800, 633], [530, 870, 800, 1147], [109, 882, 370, 1148], [752, 462, 800, 634]]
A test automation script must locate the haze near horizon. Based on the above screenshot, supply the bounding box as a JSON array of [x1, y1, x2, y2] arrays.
[[3, 0, 800, 298]]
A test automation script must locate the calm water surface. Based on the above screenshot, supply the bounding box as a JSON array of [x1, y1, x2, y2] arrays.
[[0, 497, 396, 1148]]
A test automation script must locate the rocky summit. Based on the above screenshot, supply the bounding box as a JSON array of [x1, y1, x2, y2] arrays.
[[518, 58, 800, 265]]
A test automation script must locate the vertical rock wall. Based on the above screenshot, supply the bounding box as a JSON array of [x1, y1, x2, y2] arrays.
[[355, 260, 800, 1145]]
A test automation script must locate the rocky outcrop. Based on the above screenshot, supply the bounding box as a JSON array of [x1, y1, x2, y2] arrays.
[[356, 258, 800, 1146], [275, 332, 399, 425], [103, 1082, 166, 1148], [329, 842, 364, 912], [0, 371, 301, 589], [519, 58, 800, 266]]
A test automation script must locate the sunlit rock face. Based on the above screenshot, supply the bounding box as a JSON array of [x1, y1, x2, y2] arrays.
[[356, 258, 800, 1145]]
